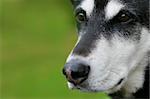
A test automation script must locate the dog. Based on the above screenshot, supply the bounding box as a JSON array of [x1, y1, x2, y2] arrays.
[[62, 0, 150, 98]]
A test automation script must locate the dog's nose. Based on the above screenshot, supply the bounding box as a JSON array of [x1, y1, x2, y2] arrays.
[[62, 62, 90, 85]]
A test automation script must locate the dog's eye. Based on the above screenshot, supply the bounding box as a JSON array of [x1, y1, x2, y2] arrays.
[[117, 11, 132, 23], [75, 10, 87, 23], [118, 13, 130, 22], [76, 12, 86, 22]]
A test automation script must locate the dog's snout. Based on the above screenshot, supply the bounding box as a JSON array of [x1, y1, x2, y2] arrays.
[[62, 61, 90, 85]]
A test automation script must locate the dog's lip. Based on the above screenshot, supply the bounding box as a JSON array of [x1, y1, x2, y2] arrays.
[[68, 81, 87, 90], [68, 71, 125, 92], [67, 77, 86, 86], [68, 82, 81, 89], [68, 78, 124, 92]]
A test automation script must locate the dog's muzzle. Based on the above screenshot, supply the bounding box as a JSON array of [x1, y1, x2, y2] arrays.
[[62, 60, 90, 85]]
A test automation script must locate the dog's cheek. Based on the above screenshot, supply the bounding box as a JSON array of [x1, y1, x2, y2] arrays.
[[127, 27, 150, 69], [85, 37, 136, 88]]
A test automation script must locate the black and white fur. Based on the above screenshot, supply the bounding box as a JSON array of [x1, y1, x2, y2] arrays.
[[64, 0, 149, 98]]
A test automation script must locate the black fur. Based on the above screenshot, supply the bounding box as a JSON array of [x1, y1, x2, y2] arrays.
[[71, 0, 82, 8]]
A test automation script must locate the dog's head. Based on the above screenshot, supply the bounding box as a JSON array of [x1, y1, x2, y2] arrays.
[[63, 0, 150, 93]]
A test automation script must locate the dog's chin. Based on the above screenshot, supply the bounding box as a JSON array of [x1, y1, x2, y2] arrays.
[[67, 82, 100, 92]]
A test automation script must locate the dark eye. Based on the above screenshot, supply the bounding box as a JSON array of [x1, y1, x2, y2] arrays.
[[75, 10, 87, 23], [117, 12, 132, 23]]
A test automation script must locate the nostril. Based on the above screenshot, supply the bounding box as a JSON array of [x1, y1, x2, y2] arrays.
[[71, 71, 82, 79], [62, 68, 66, 76], [85, 66, 90, 76], [71, 65, 90, 80]]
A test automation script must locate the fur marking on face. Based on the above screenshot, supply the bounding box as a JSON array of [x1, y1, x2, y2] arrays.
[[105, 0, 124, 20], [79, 0, 95, 16]]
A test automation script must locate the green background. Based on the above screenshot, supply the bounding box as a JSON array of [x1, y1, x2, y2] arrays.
[[2, 0, 109, 99]]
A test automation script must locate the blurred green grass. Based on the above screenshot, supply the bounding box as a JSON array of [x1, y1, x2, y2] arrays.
[[2, 0, 109, 99]]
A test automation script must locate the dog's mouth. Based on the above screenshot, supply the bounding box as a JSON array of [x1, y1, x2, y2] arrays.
[[115, 78, 124, 87], [67, 76, 125, 92]]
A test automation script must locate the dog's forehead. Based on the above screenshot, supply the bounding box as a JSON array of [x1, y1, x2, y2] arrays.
[[73, 0, 149, 27], [75, 0, 125, 18], [74, 0, 148, 15]]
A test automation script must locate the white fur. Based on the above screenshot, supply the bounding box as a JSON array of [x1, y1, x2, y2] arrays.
[[66, 27, 150, 94], [120, 28, 150, 94], [123, 61, 146, 95], [105, 0, 125, 20], [106, 28, 150, 94], [79, 0, 95, 16], [84, 36, 136, 91]]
